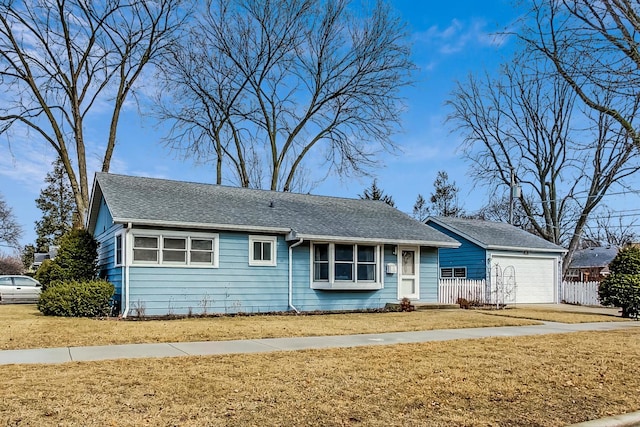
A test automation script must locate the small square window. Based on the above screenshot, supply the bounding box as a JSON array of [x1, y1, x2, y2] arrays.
[[249, 236, 277, 266], [440, 268, 453, 278]]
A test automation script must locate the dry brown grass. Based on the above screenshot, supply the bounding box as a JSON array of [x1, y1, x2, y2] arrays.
[[2, 328, 640, 426], [1, 305, 540, 350], [481, 307, 629, 324]]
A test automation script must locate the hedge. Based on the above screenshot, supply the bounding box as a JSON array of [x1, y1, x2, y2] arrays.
[[38, 279, 114, 317]]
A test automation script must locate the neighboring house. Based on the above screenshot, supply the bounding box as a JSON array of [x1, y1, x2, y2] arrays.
[[87, 173, 460, 317], [32, 246, 59, 270], [425, 217, 566, 304], [565, 246, 618, 282]]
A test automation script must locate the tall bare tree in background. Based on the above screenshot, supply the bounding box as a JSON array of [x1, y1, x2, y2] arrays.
[[155, 0, 413, 191], [0, 193, 22, 249], [0, 0, 185, 222], [583, 208, 638, 247], [521, 0, 640, 149], [447, 56, 640, 274]]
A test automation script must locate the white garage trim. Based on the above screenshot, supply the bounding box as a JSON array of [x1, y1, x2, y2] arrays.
[[489, 253, 560, 304]]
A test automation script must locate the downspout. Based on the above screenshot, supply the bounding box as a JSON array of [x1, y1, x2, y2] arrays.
[[287, 231, 304, 313], [122, 224, 132, 318]]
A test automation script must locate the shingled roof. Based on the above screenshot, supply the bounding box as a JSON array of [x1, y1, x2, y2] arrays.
[[88, 173, 460, 247], [427, 216, 566, 253], [569, 246, 618, 268]]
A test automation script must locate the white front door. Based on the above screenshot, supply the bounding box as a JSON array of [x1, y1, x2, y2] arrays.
[[398, 247, 419, 300]]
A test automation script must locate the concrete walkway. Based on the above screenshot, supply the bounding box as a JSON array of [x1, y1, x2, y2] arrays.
[[1, 319, 638, 366]]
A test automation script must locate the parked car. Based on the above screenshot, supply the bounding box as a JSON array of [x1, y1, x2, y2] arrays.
[[0, 275, 42, 303]]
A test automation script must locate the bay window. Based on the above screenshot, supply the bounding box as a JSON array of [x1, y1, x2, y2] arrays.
[[311, 243, 382, 289]]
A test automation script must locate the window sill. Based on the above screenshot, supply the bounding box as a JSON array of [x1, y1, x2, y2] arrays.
[[130, 264, 219, 269], [311, 282, 383, 291]]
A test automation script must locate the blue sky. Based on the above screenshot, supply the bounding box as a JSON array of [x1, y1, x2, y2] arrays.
[[0, 0, 531, 249]]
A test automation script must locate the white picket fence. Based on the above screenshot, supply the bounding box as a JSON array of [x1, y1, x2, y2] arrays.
[[439, 279, 487, 304], [440, 279, 603, 306], [562, 281, 601, 306]]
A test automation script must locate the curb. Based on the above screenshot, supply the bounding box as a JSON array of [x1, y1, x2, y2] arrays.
[[567, 411, 640, 427]]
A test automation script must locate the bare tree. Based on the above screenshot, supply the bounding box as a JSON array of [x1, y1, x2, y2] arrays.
[[583, 207, 638, 247], [0, 0, 186, 221], [474, 195, 537, 233], [520, 0, 640, 149], [447, 56, 640, 274], [0, 254, 23, 274], [155, 0, 413, 191], [0, 193, 22, 249]]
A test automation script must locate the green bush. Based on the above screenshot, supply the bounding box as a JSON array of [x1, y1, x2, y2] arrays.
[[599, 247, 640, 318], [54, 229, 99, 280], [38, 279, 114, 317], [34, 259, 64, 290], [608, 246, 640, 275], [35, 229, 98, 289]]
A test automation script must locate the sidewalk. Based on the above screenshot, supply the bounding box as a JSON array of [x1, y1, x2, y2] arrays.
[[1, 319, 638, 365]]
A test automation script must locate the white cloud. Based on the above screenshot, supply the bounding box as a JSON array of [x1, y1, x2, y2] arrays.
[[414, 18, 511, 55], [0, 135, 56, 194]]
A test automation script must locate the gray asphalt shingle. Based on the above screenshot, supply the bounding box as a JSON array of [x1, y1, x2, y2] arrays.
[[427, 216, 565, 252], [569, 247, 618, 268], [91, 173, 459, 247]]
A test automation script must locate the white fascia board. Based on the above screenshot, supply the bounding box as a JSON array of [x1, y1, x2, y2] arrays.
[[487, 245, 567, 253], [86, 175, 103, 234], [112, 218, 291, 234], [295, 233, 461, 248]]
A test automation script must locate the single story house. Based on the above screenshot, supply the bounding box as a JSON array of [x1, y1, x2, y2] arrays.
[[565, 246, 618, 282], [87, 173, 460, 317], [425, 216, 566, 304]]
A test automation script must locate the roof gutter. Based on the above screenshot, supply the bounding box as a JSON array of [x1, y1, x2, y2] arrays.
[[291, 233, 460, 248], [287, 230, 303, 313], [486, 245, 568, 253]]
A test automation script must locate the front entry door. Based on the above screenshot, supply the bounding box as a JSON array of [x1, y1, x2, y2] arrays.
[[398, 247, 419, 299]]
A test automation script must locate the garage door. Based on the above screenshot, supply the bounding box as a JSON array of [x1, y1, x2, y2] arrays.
[[490, 255, 557, 303]]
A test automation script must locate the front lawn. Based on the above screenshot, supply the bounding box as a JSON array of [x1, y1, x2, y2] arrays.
[[2, 329, 639, 426], [1, 304, 539, 350]]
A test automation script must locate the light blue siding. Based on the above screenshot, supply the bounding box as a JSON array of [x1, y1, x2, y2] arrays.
[[427, 221, 487, 280], [420, 247, 439, 302], [289, 243, 401, 311], [126, 232, 289, 316], [94, 196, 123, 305]]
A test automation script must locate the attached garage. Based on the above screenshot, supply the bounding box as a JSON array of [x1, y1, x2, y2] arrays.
[[490, 254, 558, 303], [426, 217, 566, 305]]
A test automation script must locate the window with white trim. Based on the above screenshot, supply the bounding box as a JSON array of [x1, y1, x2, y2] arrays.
[[440, 267, 466, 279], [312, 243, 380, 287], [133, 236, 159, 263], [131, 232, 218, 267], [249, 235, 277, 266], [114, 232, 124, 267]]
